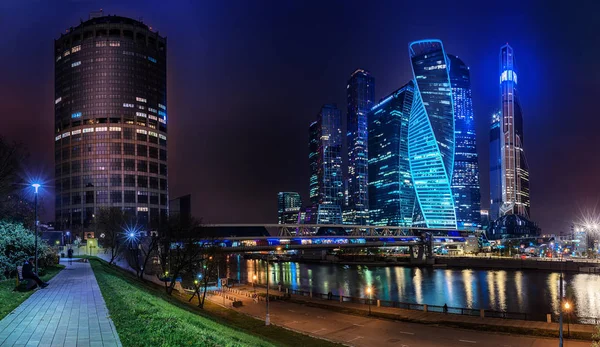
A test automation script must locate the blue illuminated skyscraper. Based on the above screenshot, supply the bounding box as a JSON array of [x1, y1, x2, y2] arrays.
[[489, 111, 502, 221], [346, 69, 375, 225], [309, 104, 343, 224], [368, 81, 415, 226], [408, 40, 457, 229], [499, 44, 530, 218], [277, 192, 302, 224], [447, 54, 481, 229]]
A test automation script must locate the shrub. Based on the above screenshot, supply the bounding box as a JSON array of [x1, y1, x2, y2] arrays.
[[0, 220, 54, 280]]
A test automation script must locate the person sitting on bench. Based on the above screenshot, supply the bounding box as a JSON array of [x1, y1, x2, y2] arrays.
[[23, 257, 48, 288]]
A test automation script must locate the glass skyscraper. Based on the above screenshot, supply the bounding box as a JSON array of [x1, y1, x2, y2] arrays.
[[346, 69, 375, 225], [368, 81, 415, 226], [408, 40, 457, 229], [499, 44, 530, 218], [309, 104, 343, 224], [447, 54, 481, 229], [54, 15, 168, 232], [277, 192, 302, 224], [489, 111, 502, 221]]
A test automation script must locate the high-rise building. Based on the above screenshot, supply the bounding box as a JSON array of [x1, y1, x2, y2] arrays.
[[346, 69, 375, 225], [489, 111, 502, 221], [368, 81, 415, 226], [169, 194, 191, 224], [277, 192, 302, 224], [447, 54, 481, 229], [408, 40, 457, 229], [499, 44, 530, 218], [54, 15, 168, 231], [309, 104, 343, 224]]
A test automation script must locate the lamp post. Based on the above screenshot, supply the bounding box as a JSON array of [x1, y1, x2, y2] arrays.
[[564, 301, 571, 338], [253, 274, 257, 293], [32, 183, 41, 273], [559, 259, 564, 347], [266, 257, 270, 326], [366, 287, 372, 315]]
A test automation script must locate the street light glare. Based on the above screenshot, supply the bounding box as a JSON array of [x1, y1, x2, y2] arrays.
[[31, 183, 41, 193], [564, 302, 571, 310]]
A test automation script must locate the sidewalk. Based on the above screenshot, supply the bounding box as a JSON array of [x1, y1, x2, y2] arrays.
[[0, 260, 121, 347], [220, 285, 596, 336]]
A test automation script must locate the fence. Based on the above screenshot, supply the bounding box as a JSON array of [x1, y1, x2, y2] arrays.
[[273, 287, 598, 325]]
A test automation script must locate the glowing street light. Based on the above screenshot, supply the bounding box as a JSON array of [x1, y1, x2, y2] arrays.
[[252, 274, 257, 292], [366, 286, 373, 315], [31, 183, 41, 273], [564, 301, 572, 338]]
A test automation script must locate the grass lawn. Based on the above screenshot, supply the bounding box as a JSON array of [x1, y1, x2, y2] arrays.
[[0, 265, 65, 320], [91, 258, 338, 347]]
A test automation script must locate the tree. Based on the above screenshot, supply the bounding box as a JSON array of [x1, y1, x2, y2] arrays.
[[0, 137, 31, 224], [157, 216, 208, 295], [0, 220, 53, 280], [593, 325, 600, 347], [96, 207, 130, 265]]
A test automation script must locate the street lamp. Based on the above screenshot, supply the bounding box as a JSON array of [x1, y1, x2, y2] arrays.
[[366, 286, 372, 315], [31, 183, 41, 273], [252, 274, 257, 292], [564, 301, 571, 338]]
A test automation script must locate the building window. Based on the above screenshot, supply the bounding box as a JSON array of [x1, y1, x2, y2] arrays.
[[137, 160, 147, 172], [137, 144, 147, 157], [137, 176, 148, 188], [124, 191, 136, 203], [71, 61, 81, 67], [124, 175, 135, 187], [136, 97, 147, 103], [71, 45, 81, 53], [110, 191, 122, 203], [148, 56, 157, 63], [123, 103, 134, 108]]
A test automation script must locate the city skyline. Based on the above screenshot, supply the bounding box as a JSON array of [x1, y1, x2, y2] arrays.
[[2, 1, 599, 235]]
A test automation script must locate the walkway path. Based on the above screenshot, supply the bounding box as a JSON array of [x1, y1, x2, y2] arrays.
[[203, 286, 593, 347], [0, 260, 121, 347]]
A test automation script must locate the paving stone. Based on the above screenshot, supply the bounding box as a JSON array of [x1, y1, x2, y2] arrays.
[[0, 261, 121, 346]]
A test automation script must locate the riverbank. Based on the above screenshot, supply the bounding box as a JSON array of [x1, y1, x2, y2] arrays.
[[435, 256, 600, 273], [220, 285, 598, 341]]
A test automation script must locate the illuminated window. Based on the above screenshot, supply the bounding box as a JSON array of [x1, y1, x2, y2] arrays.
[[137, 207, 148, 212], [96, 127, 107, 132], [148, 115, 158, 121], [55, 135, 61, 141], [136, 129, 148, 135], [109, 127, 121, 132], [71, 112, 82, 118], [62, 132, 70, 138], [148, 107, 157, 113], [149, 131, 158, 137], [109, 41, 120, 47], [63, 50, 70, 57], [55, 97, 62, 104], [158, 104, 166, 110], [72, 129, 81, 135], [159, 134, 166, 140], [158, 111, 166, 117], [148, 56, 157, 63], [136, 97, 147, 103], [159, 118, 166, 124], [96, 41, 107, 47], [56, 56, 62, 62], [123, 103, 134, 108], [71, 45, 81, 53], [138, 105, 145, 110], [136, 112, 147, 118], [83, 128, 94, 133]]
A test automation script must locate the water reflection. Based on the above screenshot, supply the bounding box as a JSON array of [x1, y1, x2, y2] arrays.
[[225, 260, 600, 319]]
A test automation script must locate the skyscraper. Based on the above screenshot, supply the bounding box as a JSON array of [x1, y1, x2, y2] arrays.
[[309, 104, 343, 224], [489, 111, 502, 221], [499, 44, 530, 218], [54, 14, 168, 231], [447, 54, 481, 229], [346, 69, 375, 225], [368, 81, 415, 226], [277, 192, 302, 224], [408, 40, 457, 229]]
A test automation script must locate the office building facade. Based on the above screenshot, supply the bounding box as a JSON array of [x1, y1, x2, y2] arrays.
[[368, 82, 415, 226], [346, 69, 375, 225], [447, 54, 481, 229], [54, 15, 168, 231], [489, 111, 502, 221], [277, 192, 302, 224], [499, 44, 530, 218], [408, 40, 457, 229], [309, 104, 343, 224]]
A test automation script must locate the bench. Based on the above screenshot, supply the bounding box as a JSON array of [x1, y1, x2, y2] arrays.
[[15, 266, 37, 292]]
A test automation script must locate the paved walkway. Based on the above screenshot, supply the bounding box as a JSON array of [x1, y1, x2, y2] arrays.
[[0, 260, 121, 347]]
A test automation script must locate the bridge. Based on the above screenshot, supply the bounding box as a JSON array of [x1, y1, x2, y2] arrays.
[[200, 224, 486, 259]]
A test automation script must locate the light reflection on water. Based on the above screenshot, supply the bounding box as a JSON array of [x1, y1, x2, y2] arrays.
[[226, 259, 600, 319]]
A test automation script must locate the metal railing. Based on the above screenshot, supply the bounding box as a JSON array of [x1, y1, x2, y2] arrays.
[[279, 287, 599, 325]]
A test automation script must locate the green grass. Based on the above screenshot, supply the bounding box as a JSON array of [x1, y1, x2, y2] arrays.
[[0, 265, 65, 320], [90, 258, 340, 347]]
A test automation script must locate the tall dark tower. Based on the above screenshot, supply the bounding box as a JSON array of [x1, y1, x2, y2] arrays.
[[499, 44, 530, 218], [54, 14, 168, 233], [346, 69, 374, 225]]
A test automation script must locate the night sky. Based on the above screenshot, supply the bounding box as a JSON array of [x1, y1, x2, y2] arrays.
[[1, 0, 599, 234]]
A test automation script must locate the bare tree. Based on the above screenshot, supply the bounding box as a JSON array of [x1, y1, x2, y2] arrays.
[[125, 233, 161, 281], [157, 216, 207, 295], [96, 207, 130, 265], [0, 137, 30, 223]]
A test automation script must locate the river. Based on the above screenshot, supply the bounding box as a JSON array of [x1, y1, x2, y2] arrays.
[[223, 256, 600, 320]]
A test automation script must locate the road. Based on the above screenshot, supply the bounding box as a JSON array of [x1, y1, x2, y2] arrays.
[[208, 291, 591, 347]]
